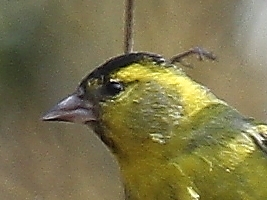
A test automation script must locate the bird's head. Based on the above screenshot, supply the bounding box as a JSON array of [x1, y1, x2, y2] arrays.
[[42, 52, 222, 156]]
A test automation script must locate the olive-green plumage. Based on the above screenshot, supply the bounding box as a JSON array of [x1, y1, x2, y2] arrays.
[[43, 52, 267, 200]]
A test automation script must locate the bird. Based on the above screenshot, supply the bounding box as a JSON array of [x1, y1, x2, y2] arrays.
[[42, 48, 267, 200]]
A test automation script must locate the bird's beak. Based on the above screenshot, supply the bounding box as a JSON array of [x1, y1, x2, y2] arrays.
[[42, 93, 96, 124]]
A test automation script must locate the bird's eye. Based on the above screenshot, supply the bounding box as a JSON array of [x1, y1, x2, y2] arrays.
[[105, 81, 124, 96]]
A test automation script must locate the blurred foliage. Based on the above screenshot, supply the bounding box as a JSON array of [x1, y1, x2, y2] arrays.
[[0, 0, 266, 199]]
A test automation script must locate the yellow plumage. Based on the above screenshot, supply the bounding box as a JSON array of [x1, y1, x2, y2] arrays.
[[43, 52, 267, 199]]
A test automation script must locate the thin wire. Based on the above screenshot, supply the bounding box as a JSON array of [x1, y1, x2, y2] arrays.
[[124, 0, 134, 54]]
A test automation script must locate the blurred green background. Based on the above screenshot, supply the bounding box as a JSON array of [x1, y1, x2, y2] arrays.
[[0, 0, 266, 199]]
